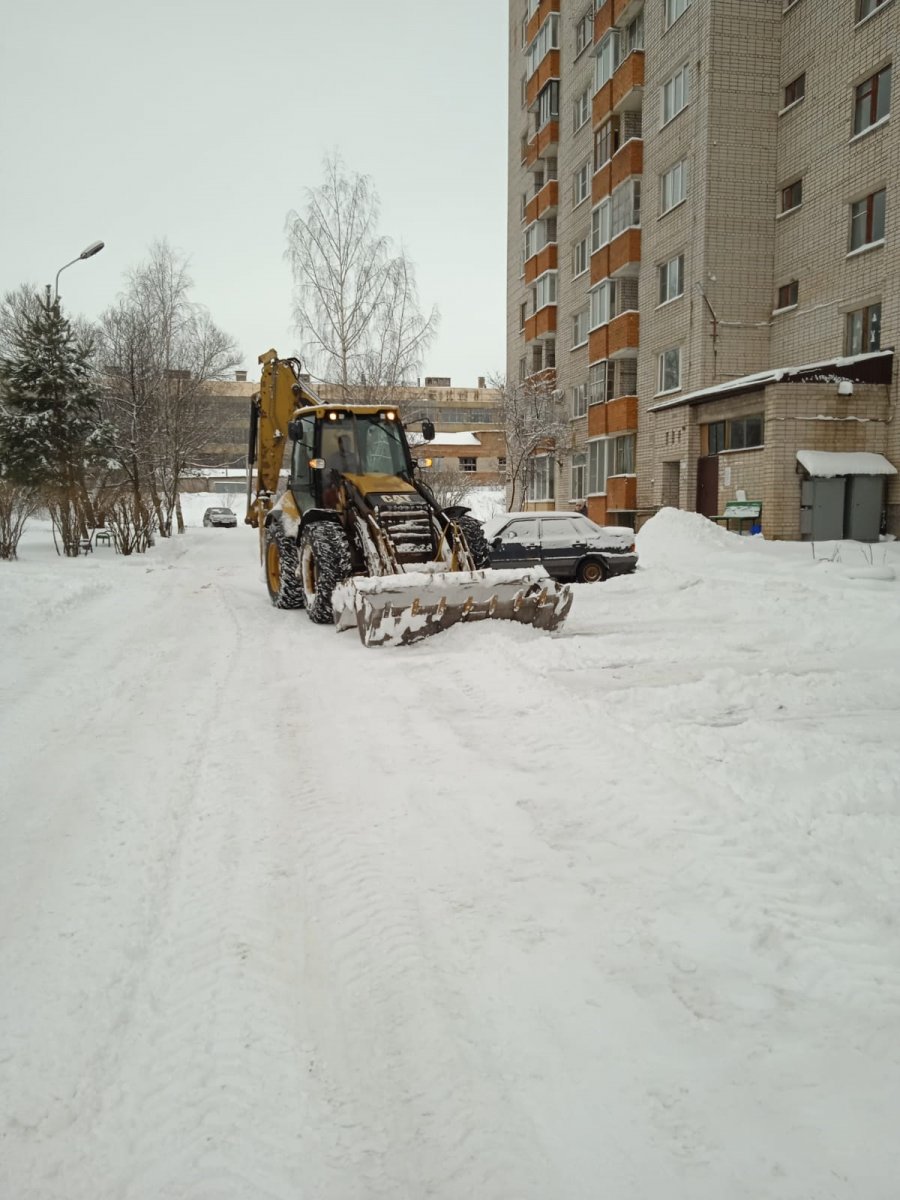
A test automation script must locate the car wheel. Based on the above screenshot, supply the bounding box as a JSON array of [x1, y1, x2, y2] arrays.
[[203, 519, 210, 527], [576, 557, 607, 584]]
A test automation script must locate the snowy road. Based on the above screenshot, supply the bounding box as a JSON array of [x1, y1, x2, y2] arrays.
[[2, 515, 900, 1199]]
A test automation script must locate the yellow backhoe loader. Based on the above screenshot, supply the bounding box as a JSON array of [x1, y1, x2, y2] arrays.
[[245, 350, 572, 646]]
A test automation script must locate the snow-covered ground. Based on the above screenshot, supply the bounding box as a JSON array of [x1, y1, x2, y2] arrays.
[[1, 510, 899, 1199]]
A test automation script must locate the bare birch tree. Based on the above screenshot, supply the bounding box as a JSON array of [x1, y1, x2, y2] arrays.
[[97, 241, 240, 537], [285, 155, 438, 399], [491, 373, 568, 511]]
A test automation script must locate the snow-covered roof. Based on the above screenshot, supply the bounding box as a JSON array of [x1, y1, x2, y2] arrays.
[[408, 431, 482, 447], [650, 349, 894, 413], [796, 450, 897, 478]]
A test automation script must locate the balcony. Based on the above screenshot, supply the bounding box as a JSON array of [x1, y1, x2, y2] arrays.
[[612, 52, 644, 114], [526, 0, 560, 48], [608, 310, 639, 358], [594, 51, 644, 126], [524, 178, 558, 225], [607, 394, 637, 433], [594, 0, 645, 42], [611, 138, 643, 190], [524, 306, 557, 342], [606, 474, 637, 511], [524, 243, 558, 284], [526, 50, 560, 108], [609, 227, 641, 277], [525, 120, 559, 166]]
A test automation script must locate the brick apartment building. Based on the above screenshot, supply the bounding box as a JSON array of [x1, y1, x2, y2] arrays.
[[509, 0, 898, 539]]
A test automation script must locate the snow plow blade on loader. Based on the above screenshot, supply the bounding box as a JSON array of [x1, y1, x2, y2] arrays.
[[332, 567, 573, 648]]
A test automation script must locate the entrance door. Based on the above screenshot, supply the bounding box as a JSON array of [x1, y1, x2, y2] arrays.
[[800, 478, 845, 540], [696, 456, 719, 518], [661, 461, 680, 508], [845, 475, 884, 542]]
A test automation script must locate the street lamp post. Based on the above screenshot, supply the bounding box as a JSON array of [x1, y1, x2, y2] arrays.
[[46, 240, 105, 311]]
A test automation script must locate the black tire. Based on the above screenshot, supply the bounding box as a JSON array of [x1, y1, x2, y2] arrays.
[[456, 514, 492, 569], [265, 516, 305, 609], [300, 521, 353, 624], [576, 557, 608, 584]]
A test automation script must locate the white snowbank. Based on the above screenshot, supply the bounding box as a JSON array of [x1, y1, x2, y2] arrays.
[[636, 506, 744, 566]]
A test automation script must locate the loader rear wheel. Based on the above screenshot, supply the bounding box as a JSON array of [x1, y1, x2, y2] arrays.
[[456, 514, 492, 569], [264, 517, 304, 609], [300, 522, 352, 624]]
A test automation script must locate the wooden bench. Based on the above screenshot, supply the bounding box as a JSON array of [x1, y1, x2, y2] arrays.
[[711, 501, 762, 535]]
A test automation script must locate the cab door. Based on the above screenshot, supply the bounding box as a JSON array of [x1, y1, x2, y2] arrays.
[[489, 517, 542, 570], [290, 415, 318, 514]]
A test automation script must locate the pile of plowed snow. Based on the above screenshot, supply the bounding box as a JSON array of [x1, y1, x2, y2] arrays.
[[636, 506, 747, 567]]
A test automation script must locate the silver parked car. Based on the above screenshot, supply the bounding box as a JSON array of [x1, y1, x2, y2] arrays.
[[202, 506, 237, 528], [482, 512, 637, 583]]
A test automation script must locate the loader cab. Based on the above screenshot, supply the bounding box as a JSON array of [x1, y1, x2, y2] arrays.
[[289, 407, 416, 513]]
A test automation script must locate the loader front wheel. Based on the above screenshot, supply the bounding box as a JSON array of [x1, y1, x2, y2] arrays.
[[300, 522, 353, 624], [265, 517, 304, 609], [457, 514, 492, 569]]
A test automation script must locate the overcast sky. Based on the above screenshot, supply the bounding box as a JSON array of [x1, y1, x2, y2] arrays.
[[0, 1, 508, 387]]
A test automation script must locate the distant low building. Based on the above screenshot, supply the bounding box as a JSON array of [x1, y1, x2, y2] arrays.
[[195, 373, 508, 489]]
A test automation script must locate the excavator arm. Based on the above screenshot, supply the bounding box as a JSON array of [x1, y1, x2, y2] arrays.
[[245, 349, 322, 527]]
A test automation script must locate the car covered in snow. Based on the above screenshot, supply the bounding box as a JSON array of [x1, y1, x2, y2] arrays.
[[482, 512, 637, 583], [202, 507, 237, 528]]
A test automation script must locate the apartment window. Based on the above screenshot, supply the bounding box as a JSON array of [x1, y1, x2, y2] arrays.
[[538, 80, 559, 129], [781, 179, 803, 213], [661, 159, 687, 213], [459, 457, 477, 474], [622, 11, 644, 56], [594, 118, 621, 171], [589, 360, 611, 405], [573, 309, 590, 347], [575, 10, 592, 56], [573, 161, 590, 206], [853, 65, 891, 136], [587, 438, 607, 494], [666, 0, 690, 27], [849, 189, 886, 251], [520, 302, 527, 330], [591, 199, 611, 251], [729, 415, 764, 451], [524, 223, 538, 261], [573, 237, 589, 277], [572, 383, 588, 418], [658, 347, 681, 393], [663, 65, 689, 124], [846, 303, 882, 354], [611, 178, 641, 238], [527, 14, 560, 79], [858, 0, 890, 20], [574, 88, 590, 132], [658, 254, 684, 304], [590, 280, 616, 329], [528, 454, 555, 501], [610, 434, 636, 475], [571, 452, 587, 498], [518, 357, 527, 382], [595, 31, 618, 92], [533, 271, 558, 310], [776, 280, 799, 309], [783, 73, 805, 108], [498, 457, 507, 475]]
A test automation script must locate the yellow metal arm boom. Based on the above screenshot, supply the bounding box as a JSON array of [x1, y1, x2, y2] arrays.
[[245, 349, 322, 527]]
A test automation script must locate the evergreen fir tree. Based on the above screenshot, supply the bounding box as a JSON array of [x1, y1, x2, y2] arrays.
[[0, 302, 114, 552]]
